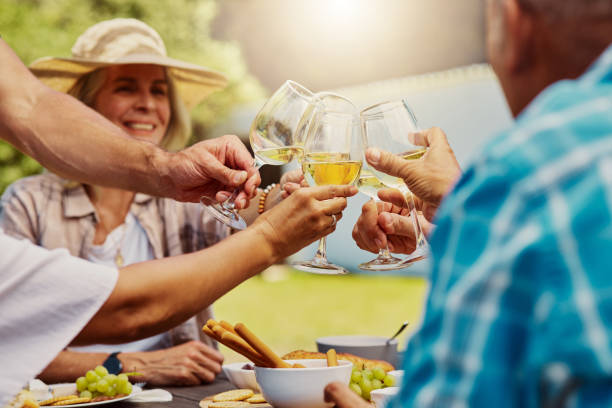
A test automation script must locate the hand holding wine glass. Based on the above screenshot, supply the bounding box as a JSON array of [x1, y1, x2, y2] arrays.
[[292, 109, 362, 275], [360, 99, 430, 267], [201, 80, 314, 230], [365, 126, 461, 222]]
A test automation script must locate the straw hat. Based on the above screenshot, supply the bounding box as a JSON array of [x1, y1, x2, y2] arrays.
[[29, 18, 228, 110]]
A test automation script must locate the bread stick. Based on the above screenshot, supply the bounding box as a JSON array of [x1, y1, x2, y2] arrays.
[[234, 323, 291, 368], [202, 325, 223, 342], [206, 319, 218, 330], [219, 331, 271, 367], [220, 320, 238, 335], [326, 349, 338, 367], [205, 324, 270, 367]]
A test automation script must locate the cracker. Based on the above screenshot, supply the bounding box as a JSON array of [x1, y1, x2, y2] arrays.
[[39, 396, 78, 406], [209, 402, 251, 408], [212, 389, 254, 402], [22, 400, 40, 408], [50, 398, 92, 406], [199, 400, 214, 408], [245, 394, 266, 404]]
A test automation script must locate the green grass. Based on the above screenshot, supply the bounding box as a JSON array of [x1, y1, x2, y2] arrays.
[[214, 266, 428, 363]]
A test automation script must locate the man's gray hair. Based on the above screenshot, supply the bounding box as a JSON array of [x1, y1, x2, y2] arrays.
[[518, 0, 612, 20]]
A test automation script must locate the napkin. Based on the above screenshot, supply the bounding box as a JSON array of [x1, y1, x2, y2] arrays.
[[127, 388, 173, 403]]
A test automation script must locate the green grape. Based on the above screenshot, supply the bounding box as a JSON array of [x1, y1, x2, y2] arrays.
[[372, 379, 383, 390], [117, 380, 131, 395], [87, 382, 98, 392], [79, 390, 93, 399], [95, 365, 109, 377], [107, 387, 117, 397], [359, 378, 373, 400], [362, 369, 374, 380], [383, 374, 396, 387], [117, 373, 129, 383], [76, 377, 88, 392], [105, 374, 117, 386], [96, 379, 109, 393], [349, 382, 362, 397], [373, 367, 386, 380], [85, 370, 99, 383], [350, 370, 362, 383]]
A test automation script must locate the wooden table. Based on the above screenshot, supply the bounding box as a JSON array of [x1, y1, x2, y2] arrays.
[[114, 374, 235, 408]]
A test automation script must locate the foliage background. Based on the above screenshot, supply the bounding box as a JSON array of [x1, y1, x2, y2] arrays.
[[0, 0, 265, 192]]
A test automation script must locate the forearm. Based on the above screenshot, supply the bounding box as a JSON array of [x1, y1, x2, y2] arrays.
[[0, 40, 172, 198], [39, 351, 108, 383], [74, 225, 277, 345]]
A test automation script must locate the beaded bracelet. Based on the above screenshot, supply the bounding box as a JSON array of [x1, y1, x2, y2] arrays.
[[258, 183, 277, 214]]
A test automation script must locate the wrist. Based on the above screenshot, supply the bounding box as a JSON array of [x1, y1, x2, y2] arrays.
[[149, 148, 174, 200], [247, 221, 282, 265], [117, 352, 145, 373]]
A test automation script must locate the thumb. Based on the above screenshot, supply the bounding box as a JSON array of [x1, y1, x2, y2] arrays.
[[366, 148, 423, 184], [204, 154, 248, 187]]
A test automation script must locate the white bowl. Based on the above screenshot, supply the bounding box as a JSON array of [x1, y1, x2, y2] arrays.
[[387, 369, 404, 386], [254, 359, 352, 408], [370, 387, 400, 408], [222, 362, 260, 392], [316, 335, 400, 368]]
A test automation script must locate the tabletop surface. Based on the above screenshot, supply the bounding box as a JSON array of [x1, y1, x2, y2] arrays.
[[114, 374, 235, 408]]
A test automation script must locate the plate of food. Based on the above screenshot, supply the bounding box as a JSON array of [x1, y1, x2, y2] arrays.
[[8, 367, 143, 408], [44, 383, 142, 407]]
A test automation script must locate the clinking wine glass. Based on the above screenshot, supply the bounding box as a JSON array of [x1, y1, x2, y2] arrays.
[[360, 99, 428, 267], [292, 109, 362, 275], [201, 80, 315, 229]]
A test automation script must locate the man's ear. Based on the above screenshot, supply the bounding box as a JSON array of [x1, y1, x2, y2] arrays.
[[502, 0, 536, 74]]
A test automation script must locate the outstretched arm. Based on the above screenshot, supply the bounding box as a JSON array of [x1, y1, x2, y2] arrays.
[[0, 40, 257, 204], [75, 185, 357, 345]]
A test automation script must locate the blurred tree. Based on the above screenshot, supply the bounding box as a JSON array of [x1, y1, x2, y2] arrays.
[[0, 0, 265, 192]]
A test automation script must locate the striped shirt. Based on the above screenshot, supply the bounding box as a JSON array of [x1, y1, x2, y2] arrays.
[[391, 44, 612, 407]]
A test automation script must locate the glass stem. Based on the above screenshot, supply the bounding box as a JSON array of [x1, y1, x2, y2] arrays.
[[220, 160, 264, 211], [373, 196, 394, 259], [313, 236, 328, 262], [378, 246, 393, 259]]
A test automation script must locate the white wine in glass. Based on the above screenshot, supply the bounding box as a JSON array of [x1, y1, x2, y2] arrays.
[[293, 110, 362, 275], [361, 99, 428, 267], [201, 80, 314, 230]]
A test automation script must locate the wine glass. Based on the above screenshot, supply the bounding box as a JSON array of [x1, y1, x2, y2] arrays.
[[292, 109, 362, 275], [201, 80, 315, 229], [360, 99, 428, 267], [356, 164, 403, 270]]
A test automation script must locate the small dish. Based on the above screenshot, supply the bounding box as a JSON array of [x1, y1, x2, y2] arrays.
[[370, 386, 400, 408], [222, 362, 260, 392]]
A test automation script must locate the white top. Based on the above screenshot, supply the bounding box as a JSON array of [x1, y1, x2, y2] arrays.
[[0, 231, 118, 406], [71, 213, 169, 353]]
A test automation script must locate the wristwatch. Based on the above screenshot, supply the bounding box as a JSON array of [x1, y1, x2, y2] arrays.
[[102, 351, 123, 375]]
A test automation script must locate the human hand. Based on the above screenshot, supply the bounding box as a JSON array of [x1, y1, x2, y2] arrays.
[[279, 169, 307, 198], [120, 340, 224, 386], [365, 127, 461, 221], [352, 196, 434, 255], [163, 134, 261, 207], [324, 382, 371, 408], [252, 185, 358, 261]]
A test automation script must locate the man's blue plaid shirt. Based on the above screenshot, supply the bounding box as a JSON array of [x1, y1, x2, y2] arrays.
[[390, 44, 612, 407]]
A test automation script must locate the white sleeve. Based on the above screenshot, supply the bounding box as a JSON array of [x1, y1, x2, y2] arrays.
[[0, 231, 118, 405]]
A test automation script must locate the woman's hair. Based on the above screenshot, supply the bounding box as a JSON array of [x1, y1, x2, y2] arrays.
[[67, 66, 191, 151]]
